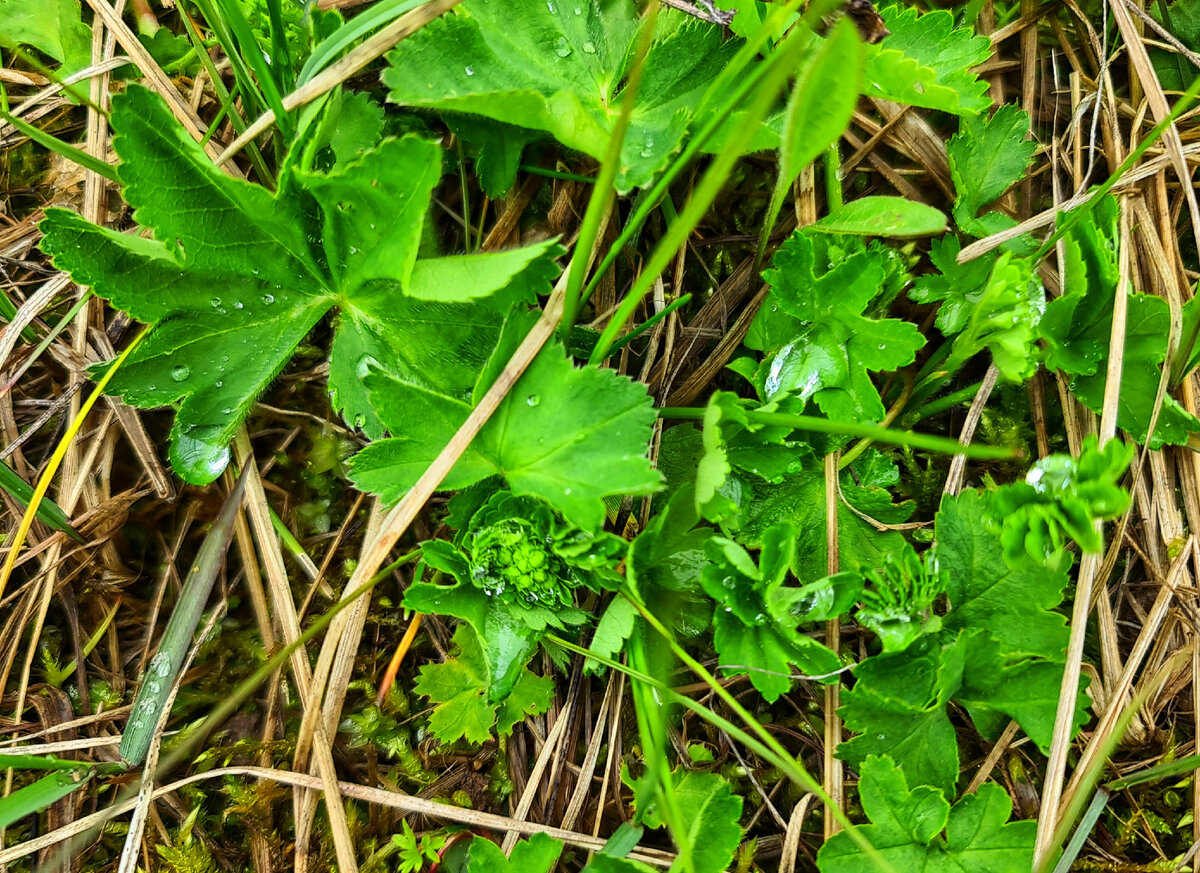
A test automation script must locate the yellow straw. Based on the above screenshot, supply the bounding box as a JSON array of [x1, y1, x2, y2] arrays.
[[0, 327, 148, 602]]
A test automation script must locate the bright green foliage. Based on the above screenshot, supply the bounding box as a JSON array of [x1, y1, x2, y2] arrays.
[[384, 1, 739, 192], [413, 625, 555, 744], [838, 635, 965, 795], [1038, 195, 1200, 447], [1149, 0, 1200, 90], [466, 833, 563, 873], [746, 231, 925, 422], [817, 756, 1035, 873], [0, 0, 91, 73], [629, 771, 743, 873], [40, 86, 562, 483], [810, 196, 947, 238], [391, 821, 447, 873], [910, 241, 1045, 382], [840, 490, 1085, 793], [948, 105, 1037, 238], [351, 340, 660, 530], [863, 4, 993, 116], [407, 492, 622, 741], [856, 545, 946, 653], [700, 524, 843, 701], [991, 435, 1134, 562]]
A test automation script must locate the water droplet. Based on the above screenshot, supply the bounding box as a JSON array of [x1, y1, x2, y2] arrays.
[[251, 267, 259, 275], [582, 40, 596, 53], [222, 407, 233, 415], [464, 65, 475, 76], [348, 246, 358, 255], [170, 365, 190, 382], [262, 293, 275, 305], [233, 301, 244, 310], [525, 393, 541, 407], [210, 297, 221, 307], [573, 5, 581, 12], [215, 380, 223, 388], [554, 37, 572, 57], [547, 0, 555, 9]]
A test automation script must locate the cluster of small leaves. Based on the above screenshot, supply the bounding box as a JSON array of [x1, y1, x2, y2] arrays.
[[837, 491, 1090, 795], [818, 756, 1035, 872], [991, 435, 1135, 561], [408, 490, 625, 743], [745, 230, 924, 423], [390, 821, 447, 873], [855, 546, 946, 653]]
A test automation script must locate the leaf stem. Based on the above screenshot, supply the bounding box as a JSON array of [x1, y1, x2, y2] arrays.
[[658, 406, 1019, 459]]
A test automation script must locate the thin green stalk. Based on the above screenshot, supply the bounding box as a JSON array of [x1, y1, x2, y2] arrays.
[[658, 406, 1018, 459], [590, 19, 815, 363], [824, 142, 844, 211], [618, 592, 894, 873], [902, 380, 986, 426], [572, 0, 817, 324], [1032, 72, 1200, 264], [519, 165, 595, 184], [603, 294, 692, 357], [559, 2, 660, 341]]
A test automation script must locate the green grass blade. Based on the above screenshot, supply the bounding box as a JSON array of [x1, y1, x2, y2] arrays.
[[119, 467, 250, 768], [298, 0, 430, 86], [0, 770, 92, 830], [0, 462, 84, 542], [0, 111, 118, 182]]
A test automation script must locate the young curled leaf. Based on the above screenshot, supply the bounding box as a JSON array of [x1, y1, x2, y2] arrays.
[[990, 434, 1134, 562]]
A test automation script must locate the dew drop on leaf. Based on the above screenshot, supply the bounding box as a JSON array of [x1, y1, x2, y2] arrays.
[[582, 41, 596, 54], [210, 297, 221, 307], [215, 380, 223, 388], [554, 37, 572, 58], [525, 393, 541, 407], [170, 365, 190, 382], [465, 65, 475, 76], [262, 293, 275, 305], [234, 301, 244, 309]]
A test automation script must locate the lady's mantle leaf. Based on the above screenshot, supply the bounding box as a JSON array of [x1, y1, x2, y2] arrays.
[[467, 833, 563, 873], [747, 231, 925, 423], [1038, 196, 1200, 447], [40, 86, 561, 483], [699, 525, 843, 702], [351, 343, 661, 530], [817, 756, 1035, 873], [384, 1, 739, 192], [947, 105, 1037, 238], [912, 245, 1044, 383], [413, 626, 554, 745], [862, 4, 992, 116]]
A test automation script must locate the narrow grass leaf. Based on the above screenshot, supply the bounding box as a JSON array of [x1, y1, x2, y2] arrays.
[[0, 461, 84, 542], [119, 467, 250, 767], [0, 770, 91, 830]]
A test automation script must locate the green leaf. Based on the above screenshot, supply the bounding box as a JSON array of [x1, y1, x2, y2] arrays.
[[990, 434, 1134, 561], [666, 772, 743, 873], [447, 115, 542, 198], [736, 465, 910, 581], [811, 196, 948, 238], [948, 105, 1036, 237], [936, 490, 1070, 660], [862, 4, 993, 116], [0, 0, 92, 73], [1038, 195, 1199, 448], [413, 626, 554, 745], [747, 231, 926, 422], [818, 756, 1036, 873], [700, 525, 842, 701], [910, 240, 1045, 382], [838, 634, 965, 795], [351, 343, 661, 530], [0, 462, 84, 542], [384, 2, 740, 192], [467, 833, 563, 873], [855, 544, 945, 653], [40, 86, 561, 483], [0, 770, 91, 831]]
